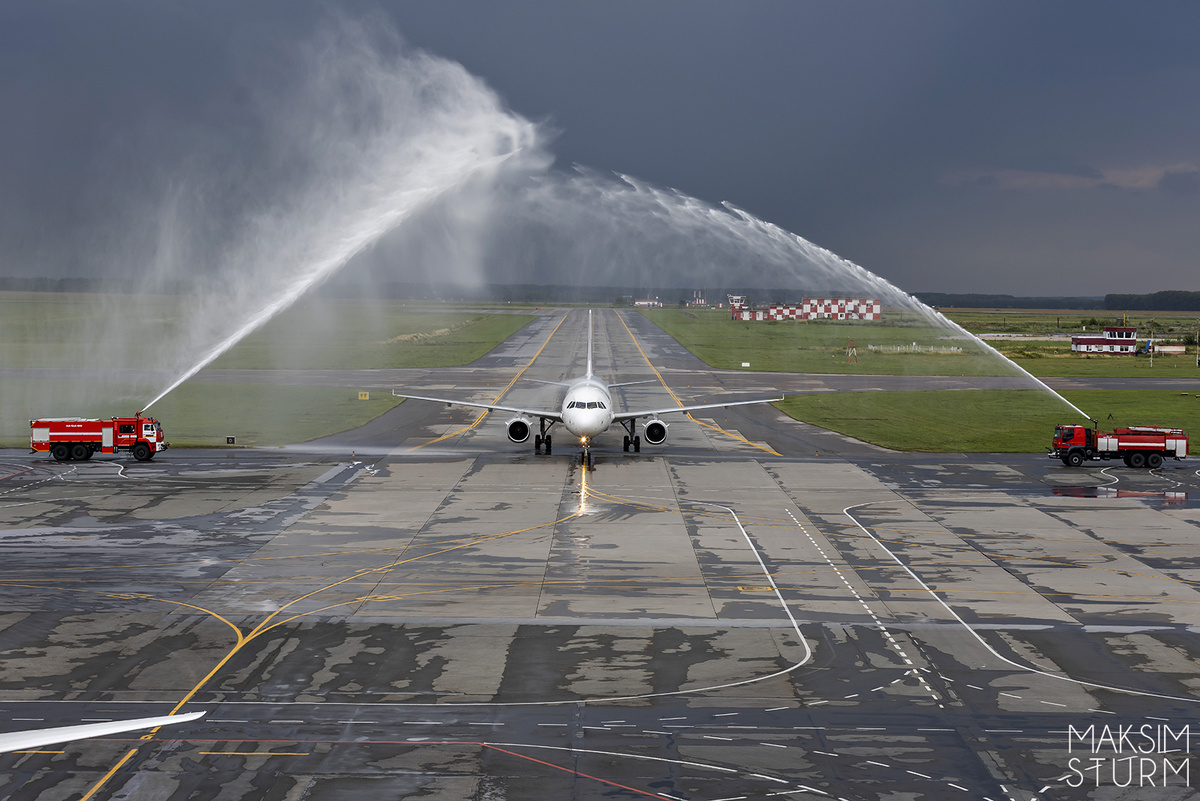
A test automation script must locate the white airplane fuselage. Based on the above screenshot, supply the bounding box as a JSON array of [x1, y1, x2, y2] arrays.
[[559, 375, 615, 443], [392, 309, 781, 460]]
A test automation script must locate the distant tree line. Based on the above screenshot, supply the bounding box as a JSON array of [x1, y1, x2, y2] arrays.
[[913, 293, 1104, 309], [1105, 291, 1200, 311], [0, 276, 131, 293]]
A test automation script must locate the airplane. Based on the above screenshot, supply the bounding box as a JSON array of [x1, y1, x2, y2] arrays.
[[393, 310, 782, 467], [0, 711, 205, 754]]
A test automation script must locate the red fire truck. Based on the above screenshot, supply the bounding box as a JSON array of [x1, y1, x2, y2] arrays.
[[30, 416, 169, 462], [1050, 423, 1188, 468]]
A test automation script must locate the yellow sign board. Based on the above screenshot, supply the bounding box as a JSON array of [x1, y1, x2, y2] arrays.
[[358, 392, 370, 401]]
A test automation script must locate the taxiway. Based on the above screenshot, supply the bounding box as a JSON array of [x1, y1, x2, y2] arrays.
[[1, 309, 1198, 800]]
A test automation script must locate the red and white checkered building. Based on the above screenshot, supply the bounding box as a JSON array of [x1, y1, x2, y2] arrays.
[[731, 297, 881, 321]]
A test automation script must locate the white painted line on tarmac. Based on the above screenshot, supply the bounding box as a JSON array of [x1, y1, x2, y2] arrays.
[[843, 502, 1200, 706]]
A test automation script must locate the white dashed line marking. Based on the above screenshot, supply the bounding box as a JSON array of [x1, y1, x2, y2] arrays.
[[787, 509, 942, 706]]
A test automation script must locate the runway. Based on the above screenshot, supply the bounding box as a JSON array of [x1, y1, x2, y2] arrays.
[[1, 309, 1199, 800]]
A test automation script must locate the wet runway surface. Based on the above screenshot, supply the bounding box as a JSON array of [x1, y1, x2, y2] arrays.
[[1, 310, 1199, 800]]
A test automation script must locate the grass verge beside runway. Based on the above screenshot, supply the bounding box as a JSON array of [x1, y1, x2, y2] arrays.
[[209, 304, 537, 370], [151, 382, 405, 447], [4, 380, 403, 448], [641, 306, 1200, 379], [777, 389, 1200, 452], [0, 291, 536, 370], [640, 308, 1004, 376]]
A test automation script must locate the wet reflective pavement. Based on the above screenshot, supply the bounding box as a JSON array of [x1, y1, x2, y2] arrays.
[[1, 311, 1198, 800]]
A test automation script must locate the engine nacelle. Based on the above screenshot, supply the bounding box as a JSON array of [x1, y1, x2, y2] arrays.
[[643, 419, 668, 445], [506, 416, 532, 443]]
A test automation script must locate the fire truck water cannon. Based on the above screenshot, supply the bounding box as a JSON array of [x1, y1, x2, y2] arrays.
[[1050, 421, 1188, 469], [30, 416, 169, 462]]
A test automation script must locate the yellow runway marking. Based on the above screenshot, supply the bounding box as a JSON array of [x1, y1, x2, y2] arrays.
[[614, 311, 781, 456], [406, 312, 569, 451], [81, 497, 587, 797], [81, 747, 140, 800]]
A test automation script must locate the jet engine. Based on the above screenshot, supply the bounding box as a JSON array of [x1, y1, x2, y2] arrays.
[[506, 416, 532, 443], [643, 418, 668, 445]]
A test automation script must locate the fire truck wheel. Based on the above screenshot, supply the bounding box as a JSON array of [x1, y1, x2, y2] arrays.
[[1066, 451, 1085, 467], [1147, 453, 1164, 469], [51, 443, 70, 462], [1128, 452, 1146, 469], [70, 444, 89, 461], [132, 442, 152, 462]]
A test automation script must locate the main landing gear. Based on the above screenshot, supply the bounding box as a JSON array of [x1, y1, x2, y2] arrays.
[[619, 419, 641, 452], [533, 418, 554, 455]]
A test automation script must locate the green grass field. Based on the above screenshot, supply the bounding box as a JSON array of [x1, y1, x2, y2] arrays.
[[777, 389, 1200, 452], [941, 307, 1200, 338], [644, 306, 1199, 452], [150, 383, 405, 447], [209, 301, 536, 369], [640, 308, 1006, 376], [0, 292, 534, 446], [6, 292, 1198, 453], [0, 292, 535, 370], [7, 380, 403, 448], [642, 307, 1200, 379]]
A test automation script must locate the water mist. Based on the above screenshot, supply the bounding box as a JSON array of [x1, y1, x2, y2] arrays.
[[29, 13, 1088, 429], [110, 17, 546, 414]]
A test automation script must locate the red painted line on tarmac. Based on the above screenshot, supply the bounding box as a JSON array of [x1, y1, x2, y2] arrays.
[[89, 737, 675, 798], [0, 467, 33, 481], [482, 744, 678, 800]]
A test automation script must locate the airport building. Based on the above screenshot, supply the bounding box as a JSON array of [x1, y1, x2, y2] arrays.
[[1070, 326, 1138, 354]]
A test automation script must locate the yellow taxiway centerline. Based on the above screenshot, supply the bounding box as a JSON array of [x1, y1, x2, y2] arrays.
[[614, 311, 781, 456], [406, 312, 569, 451]]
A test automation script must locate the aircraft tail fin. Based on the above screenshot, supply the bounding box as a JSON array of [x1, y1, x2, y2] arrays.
[[586, 310, 594, 378]]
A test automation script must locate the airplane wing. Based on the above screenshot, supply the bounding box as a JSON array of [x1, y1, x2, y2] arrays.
[[613, 396, 784, 423], [522, 379, 573, 387], [392, 391, 563, 422], [0, 711, 206, 754]]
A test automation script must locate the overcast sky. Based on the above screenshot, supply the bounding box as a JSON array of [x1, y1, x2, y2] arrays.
[[2, 1, 1198, 296]]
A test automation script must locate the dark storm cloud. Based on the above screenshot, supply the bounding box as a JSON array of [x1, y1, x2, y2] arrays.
[[2, 0, 1198, 294]]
